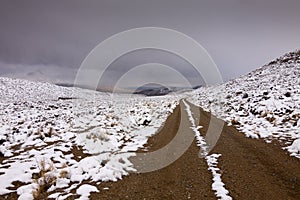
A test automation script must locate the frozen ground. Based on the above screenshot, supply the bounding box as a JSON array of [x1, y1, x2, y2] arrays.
[[0, 77, 180, 199], [188, 50, 300, 158]]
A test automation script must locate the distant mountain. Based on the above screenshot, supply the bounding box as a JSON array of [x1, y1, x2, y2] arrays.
[[133, 84, 172, 96], [55, 83, 74, 88], [132, 83, 199, 96]]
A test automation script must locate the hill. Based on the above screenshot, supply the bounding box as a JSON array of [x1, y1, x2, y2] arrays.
[[189, 50, 300, 158]]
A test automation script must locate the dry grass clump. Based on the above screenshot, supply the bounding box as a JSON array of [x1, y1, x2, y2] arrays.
[[34, 126, 54, 140], [86, 129, 110, 142], [32, 160, 57, 199], [231, 118, 240, 126]]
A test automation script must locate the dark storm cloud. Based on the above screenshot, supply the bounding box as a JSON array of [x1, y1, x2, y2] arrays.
[[0, 0, 299, 85]]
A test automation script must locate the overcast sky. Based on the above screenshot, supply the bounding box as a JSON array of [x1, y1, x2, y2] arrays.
[[0, 0, 299, 88]]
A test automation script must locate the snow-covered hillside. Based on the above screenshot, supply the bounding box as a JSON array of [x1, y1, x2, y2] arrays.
[[188, 50, 300, 158], [0, 77, 180, 199]]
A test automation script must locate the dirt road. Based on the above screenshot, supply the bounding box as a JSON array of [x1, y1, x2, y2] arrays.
[[89, 100, 300, 200], [90, 101, 216, 200]]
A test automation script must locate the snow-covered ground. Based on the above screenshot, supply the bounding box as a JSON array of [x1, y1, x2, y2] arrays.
[[188, 50, 300, 158], [0, 77, 180, 199]]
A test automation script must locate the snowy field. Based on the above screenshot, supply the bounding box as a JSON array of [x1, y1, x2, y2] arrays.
[[0, 77, 180, 199], [188, 50, 300, 158]]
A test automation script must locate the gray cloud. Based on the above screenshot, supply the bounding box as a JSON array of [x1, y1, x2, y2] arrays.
[[99, 49, 204, 88], [0, 0, 299, 86], [0, 62, 76, 84]]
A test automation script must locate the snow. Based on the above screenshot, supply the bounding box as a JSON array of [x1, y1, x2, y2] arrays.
[[286, 139, 300, 158], [206, 154, 232, 200], [76, 184, 99, 200], [0, 77, 180, 199], [183, 100, 208, 157], [183, 99, 232, 200], [188, 50, 300, 158], [18, 193, 35, 200]]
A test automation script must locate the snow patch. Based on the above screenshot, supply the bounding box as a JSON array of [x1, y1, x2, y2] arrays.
[[206, 154, 232, 200], [76, 184, 99, 200]]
